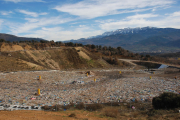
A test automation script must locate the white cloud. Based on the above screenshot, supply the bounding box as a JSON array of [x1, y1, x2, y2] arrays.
[[22, 26, 103, 41], [22, 27, 62, 40], [17, 9, 47, 17], [0, 19, 3, 25], [99, 12, 180, 30], [54, 0, 175, 19], [0, 11, 13, 15], [3, 0, 44, 3], [9, 16, 75, 34], [171, 11, 180, 17], [95, 19, 117, 24], [126, 13, 158, 19], [0, 19, 4, 31], [24, 18, 39, 22], [39, 12, 47, 16], [79, 25, 86, 27]]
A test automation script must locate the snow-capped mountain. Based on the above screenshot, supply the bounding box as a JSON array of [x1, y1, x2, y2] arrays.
[[88, 27, 157, 39], [63, 27, 180, 53]]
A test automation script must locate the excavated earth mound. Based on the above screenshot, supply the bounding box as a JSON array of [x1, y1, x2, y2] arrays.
[[0, 43, 24, 52]]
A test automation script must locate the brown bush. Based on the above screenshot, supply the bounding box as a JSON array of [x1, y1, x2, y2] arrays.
[[132, 112, 139, 118], [41, 105, 68, 111], [103, 108, 119, 118], [57, 105, 64, 111], [147, 109, 158, 116], [41, 105, 53, 111], [62, 104, 72, 110], [104, 102, 120, 106], [76, 102, 84, 110], [69, 113, 76, 117], [86, 103, 103, 111]]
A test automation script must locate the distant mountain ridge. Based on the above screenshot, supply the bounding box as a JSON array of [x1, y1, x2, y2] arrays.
[[63, 27, 180, 53], [88, 27, 157, 38], [1, 27, 180, 53], [0, 33, 46, 42]]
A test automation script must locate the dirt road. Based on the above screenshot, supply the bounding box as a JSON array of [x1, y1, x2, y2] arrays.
[[119, 58, 180, 68]]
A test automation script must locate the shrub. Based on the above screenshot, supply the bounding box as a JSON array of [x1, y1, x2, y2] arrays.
[[147, 109, 158, 116], [55, 105, 64, 111], [104, 102, 120, 106], [41, 105, 57, 111], [103, 108, 119, 118], [41, 105, 51, 110], [102, 57, 117, 65], [76, 102, 84, 110], [41, 105, 66, 111], [152, 92, 180, 109], [62, 104, 71, 110], [69, 113, 76, 117], [86, 103, 103, 111]]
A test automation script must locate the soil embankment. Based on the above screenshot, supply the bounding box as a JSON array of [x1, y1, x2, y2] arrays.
[[0, 47, 111, 72], [0, 43, 24, 52]]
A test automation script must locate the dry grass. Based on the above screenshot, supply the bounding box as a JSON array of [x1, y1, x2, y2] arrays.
[[68, 113, 76, 117], [86, 103, 103, 111], [0, 102, 180, 120], [102, 107, 119, 118]]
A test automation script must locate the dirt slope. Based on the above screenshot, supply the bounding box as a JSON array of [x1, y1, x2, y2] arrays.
[[0, 47, 110, 72], [0, 43, 24, 52], [75, 47, 91, 60], [0, 55, 42, 72]]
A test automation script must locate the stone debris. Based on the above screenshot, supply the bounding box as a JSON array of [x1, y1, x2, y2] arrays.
[[0, 69, 179, 108]]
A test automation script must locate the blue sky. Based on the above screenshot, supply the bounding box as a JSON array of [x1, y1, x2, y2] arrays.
[[0, 0, 180, 41]]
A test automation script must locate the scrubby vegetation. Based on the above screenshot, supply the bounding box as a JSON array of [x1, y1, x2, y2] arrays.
[[152, 92, 180, 109], [40, 98, 180, 119]]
